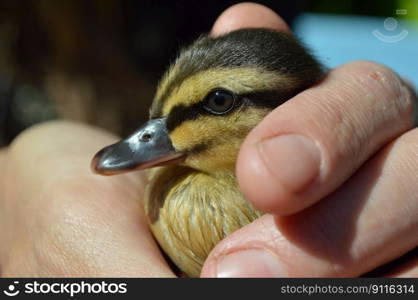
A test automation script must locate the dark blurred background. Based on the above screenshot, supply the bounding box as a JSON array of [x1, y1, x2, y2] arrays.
[[0, 0, 416, 146]]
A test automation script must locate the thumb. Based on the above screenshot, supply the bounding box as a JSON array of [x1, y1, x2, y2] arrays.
[[201, 130, 418, 277]]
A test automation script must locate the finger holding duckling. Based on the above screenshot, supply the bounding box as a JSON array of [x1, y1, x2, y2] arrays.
[[200, 3, 418, 277]]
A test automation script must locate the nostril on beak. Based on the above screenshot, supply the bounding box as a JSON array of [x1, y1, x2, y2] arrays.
[[140, 133, 153, 142]]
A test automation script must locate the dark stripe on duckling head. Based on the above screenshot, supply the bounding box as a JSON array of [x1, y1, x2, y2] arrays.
[[166, 99, 244, 132], [151, 28, 323, 118], [166, 102, 202, 132], [166, 88, 303, 132], [242, 88, 306, 109]]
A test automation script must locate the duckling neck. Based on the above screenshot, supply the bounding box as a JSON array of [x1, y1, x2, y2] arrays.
[[144, 165, 261, 277]]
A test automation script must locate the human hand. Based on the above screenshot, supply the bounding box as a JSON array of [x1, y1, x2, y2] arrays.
[[201, 3, 418, 277], [1, 3, 417, 278], [0, 122, 175, 277]]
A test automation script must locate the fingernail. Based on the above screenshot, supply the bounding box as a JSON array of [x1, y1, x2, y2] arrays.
[[216, 249, 284, 277], [258, 134, 321, 193]]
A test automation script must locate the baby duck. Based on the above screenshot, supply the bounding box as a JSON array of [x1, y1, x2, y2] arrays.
[[92, 28, 323, 277]]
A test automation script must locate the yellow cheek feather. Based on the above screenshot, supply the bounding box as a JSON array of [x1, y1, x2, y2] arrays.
[[169, 107, 270, 172], [160, 67, 293, 117]]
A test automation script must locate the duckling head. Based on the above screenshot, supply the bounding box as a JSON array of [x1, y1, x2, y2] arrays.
[[92, 28, 322, 175]]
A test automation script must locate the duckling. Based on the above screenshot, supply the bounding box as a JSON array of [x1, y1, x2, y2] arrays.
[[91, 28, 323, 277]]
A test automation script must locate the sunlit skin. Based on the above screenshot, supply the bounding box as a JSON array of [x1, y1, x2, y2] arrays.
[[0, 3, 416, 278]]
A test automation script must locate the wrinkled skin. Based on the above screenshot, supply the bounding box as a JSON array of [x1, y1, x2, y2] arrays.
[[0, 3, 417, 277]]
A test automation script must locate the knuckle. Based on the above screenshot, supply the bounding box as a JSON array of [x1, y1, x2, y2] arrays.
[[350, 61, 414, 118], [346, 61, 399, 95], [339, 61, 417, 134], [349, 60, 397, 84], [352, 61, 401, 99], [305, 61, 417, 174]]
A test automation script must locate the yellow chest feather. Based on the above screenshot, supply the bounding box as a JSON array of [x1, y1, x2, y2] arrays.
[[144, 166, 261, 277]]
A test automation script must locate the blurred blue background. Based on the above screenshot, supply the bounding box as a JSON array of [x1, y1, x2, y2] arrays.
[[294, 13, 418, 87]]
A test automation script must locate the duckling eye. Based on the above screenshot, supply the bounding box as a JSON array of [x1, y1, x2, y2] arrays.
[[203, 89, 236, 114]]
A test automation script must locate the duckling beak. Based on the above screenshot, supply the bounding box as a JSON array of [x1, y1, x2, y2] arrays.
[[91, 118, 185, 175]]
